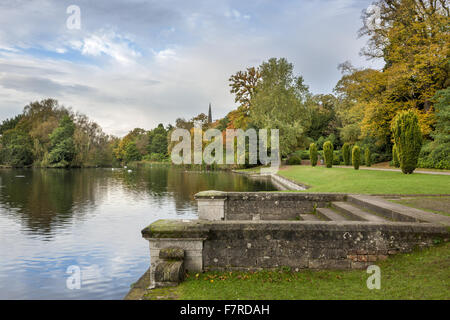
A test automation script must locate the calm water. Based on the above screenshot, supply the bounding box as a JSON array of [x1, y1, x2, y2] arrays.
[[0, 166, 275, 299]]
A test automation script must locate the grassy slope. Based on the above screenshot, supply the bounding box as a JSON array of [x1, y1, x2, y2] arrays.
[[278, 165, 450, 194], [144, 243, 450, 300]]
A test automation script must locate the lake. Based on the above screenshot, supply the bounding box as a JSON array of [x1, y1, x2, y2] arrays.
[[0, 166, 275, 299]]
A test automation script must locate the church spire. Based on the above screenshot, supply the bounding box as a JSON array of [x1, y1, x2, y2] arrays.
[[208, 103, 212, 123]]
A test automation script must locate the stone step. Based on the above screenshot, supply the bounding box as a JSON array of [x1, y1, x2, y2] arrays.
[[346, 195, 450, 225], [316, 208, 349, 221], [331, 202, 388, 222], [348, 195, 418, 222], [299, 214, 322, 221]]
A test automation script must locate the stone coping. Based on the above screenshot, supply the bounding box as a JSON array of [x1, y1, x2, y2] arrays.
[[195, 191, 348, 200], [142, 219, 448, 239], [142, 219, 210, 239], [194, 190, 228, 199]]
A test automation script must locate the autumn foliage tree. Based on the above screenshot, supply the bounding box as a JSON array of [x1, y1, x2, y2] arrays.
[[229, 67, 261, 112], [334, 0, 449, 164]]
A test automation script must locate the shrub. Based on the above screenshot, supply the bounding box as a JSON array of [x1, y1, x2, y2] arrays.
[[309, 143, 318, 167], [333, 150, 342, 165], [326, 133, 337, 147], [150, 153, 166, 162], [360, 148, 365, 165], [317, 136, 325, 150], [417, 141, 450, 170], [301, 150, 310, 160], [391, 110, 423, 174], [392, 144, 400, 168], [352, 145, 360, 170], [365, 148, 371, 167], [323, 141, 333, 168], [287, 155, 302, 165], [416, 89, 450, 170], [342, 143, 351, 165]]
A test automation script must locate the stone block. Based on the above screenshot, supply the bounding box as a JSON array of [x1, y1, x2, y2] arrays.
[[154, 260, 185, 287], [159, 247, 185, 260], [198, 198, 225, 221]]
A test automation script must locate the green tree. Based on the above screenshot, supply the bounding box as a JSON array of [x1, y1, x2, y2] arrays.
[[392, 144, 400, 168], [124, 142, 142, 163], [342, 143, 351, 165], [48, 115, 76, 167], [316, 136, 325, 150], [304, 94, 338, 141], [148, 124, 168, 156], [309, 143, 318, 167], [418, 88, 450, 169], [365, 147, 371, 167], [352, 145, 360, 170], [0, 115, 23, 135], [249, 58, 309, 157], [323, 141, 333, 168], [391, 110, 423, 174], [0, 129, 33, 166], [339, 123, 360, 144]]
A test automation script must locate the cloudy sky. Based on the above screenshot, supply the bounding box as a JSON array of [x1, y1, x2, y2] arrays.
[[0, 0, 382, 136]]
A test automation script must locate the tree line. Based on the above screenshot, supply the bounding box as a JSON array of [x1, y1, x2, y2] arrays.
[[0, 99, 170, 168], [1, 0, 448, 170], [213, 0, 449, 170]]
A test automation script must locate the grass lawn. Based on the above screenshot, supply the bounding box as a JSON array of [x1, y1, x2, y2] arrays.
[[144, 243, 450, 300], [277, 165, 450, 194]]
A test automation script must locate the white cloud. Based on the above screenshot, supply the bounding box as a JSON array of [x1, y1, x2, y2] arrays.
[[153, 48, 177, 63], [80, 31, 141, 65], [0, 0, 383, 137]]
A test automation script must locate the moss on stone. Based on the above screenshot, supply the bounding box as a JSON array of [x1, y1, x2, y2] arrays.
[[141, 219, 209, 239], [195, 190, 228, 199]]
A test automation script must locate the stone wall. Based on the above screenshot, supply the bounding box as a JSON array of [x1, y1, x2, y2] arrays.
[[142, 219, 449, 271], [195, 191, 347, 221], [269, 174, 307, 191]]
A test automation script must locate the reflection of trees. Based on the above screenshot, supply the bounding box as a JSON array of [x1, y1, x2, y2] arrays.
[[0, 169, 103, 236], [100, 166, 276, 214], [109, 165, 170, 208], [166, 169, 275, 213], [0, 167, 275, 235]]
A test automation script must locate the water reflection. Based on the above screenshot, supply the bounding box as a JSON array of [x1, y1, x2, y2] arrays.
[[0, 166, 275, 299]]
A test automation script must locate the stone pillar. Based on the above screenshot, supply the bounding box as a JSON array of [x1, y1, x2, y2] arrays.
[[195, 190, 227, 221], [142, 219, 208, 289], [146, 238, 205, 289]]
